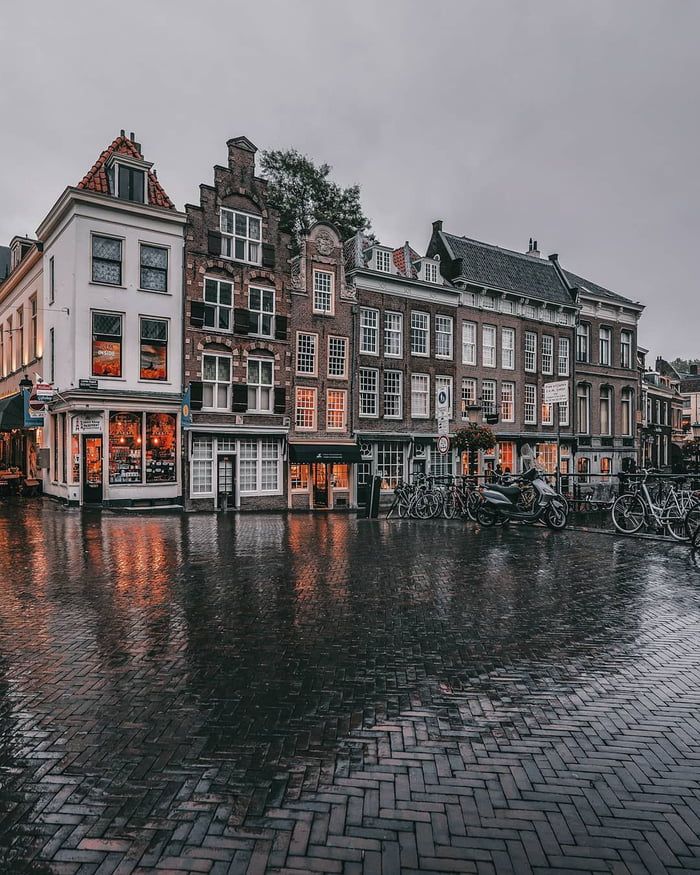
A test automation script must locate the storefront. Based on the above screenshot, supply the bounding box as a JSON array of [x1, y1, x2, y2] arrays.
[[288, 441, 362, 510], [43, 401, 182, 507], [0, 392, 42, 482]]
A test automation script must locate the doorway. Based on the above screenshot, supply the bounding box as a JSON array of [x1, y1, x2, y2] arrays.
[[82, 436, 103, 504], [312, 463, 328, 508], [217, 455, 235, 511]]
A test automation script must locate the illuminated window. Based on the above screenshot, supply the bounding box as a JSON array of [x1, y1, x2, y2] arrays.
[[327, 390, 347, 430], [140, 318, 168, 381], [145, 413, 176, 483], [92, 312, 122, 377], [109, 412, 142, 484], [295, 387, 317, 430]]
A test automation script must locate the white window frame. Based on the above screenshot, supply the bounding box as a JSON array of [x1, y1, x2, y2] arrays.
[[220, 208, 262, 265], [558, 337, 570, 376], [558, 399, 570, 427], [524, 384, 537, 425], [411, 373, 430, 418], [203, 276, 234, 333], [423, 261, 439, 284], [383, 311, 403, 358], [327, 335, 348, 379], [295, 387, 317, 431], [248, 286, 275, 338], [599, 326, 611, 366], [202, 353, 232, 411], [359, 367, 379, 418], [410, 311, 429, 357], [620, 330, 633, 369], [482, 325, 496, 368], [461, 377, 477, 421], [541, 335, 554, 375], [326, 389, 347, 431], [435, 315, 453, 359], [524, 331, 537, 373], [375, 249, 392, 273], [383, 370, 403, 419], [462, 321, 477, 365], [501, 327, 515, 370], [296, 332, 318, 376], [239, 438, 282, 495], [313, 269, 335, 314], [481, 379, 496, 422], [360, 308, 379, 355], [191, 436, 214, 496], [501, 381, 515, 423], [247, 358, 274, 413]]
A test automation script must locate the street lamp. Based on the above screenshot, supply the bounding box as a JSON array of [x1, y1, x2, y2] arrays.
[[19, 374, 32, 393]]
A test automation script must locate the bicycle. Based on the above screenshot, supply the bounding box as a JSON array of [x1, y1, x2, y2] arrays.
[[611, 470, 698, 540]]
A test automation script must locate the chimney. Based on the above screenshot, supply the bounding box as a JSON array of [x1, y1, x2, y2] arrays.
[[691, 364, 698, 376], [526, 238, 541, 258], [226, 136, 257, 185], [432, 219, 443, 234]]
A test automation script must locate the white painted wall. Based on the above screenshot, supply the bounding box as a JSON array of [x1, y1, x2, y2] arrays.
[[0, 253, 43, 395]]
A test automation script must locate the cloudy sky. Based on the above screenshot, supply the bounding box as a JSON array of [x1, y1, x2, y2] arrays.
[[1, 0, 697, 361]]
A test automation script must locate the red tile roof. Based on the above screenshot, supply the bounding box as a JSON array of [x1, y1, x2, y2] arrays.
[[392, 243, 419, 278], [77, 134, 175, 209]]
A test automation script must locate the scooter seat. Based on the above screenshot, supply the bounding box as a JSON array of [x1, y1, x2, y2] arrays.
[[489, 483, 521, 499]]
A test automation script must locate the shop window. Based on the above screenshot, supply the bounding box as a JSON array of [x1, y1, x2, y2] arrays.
[[239, 438, 280, 493], [109, 412, 143, 484], [71, 433, 80, 483], [140, 318, 168, 381], [330, 463, 349, 489], [430, 444, 453, 478], [377, 441, 404, 490], [498, 441, 515, 473], [290, 463, 310, 490], [191, 436, 214, 494], [146, 413, 177, 483], [535, 442, 557, 472], [92, 312, 122, 377]]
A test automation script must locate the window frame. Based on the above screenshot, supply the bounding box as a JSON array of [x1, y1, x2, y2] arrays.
[[359, 367, 379, 418], [482, 324, 497, 368], [248, 285, 276, 338], [295, 386, 317, 431], [91, 310, 123, 379], [461, 377, 477, 421], [246, 357, 275, 413], [558, 336, 570, 376], [327, 335, 348, 379], [239, 438, 282, 495], [410, 373, 430, 419], [462, 320, 477, 365], [383, 311, 403, 358], [139, 316, 169, 382], [524, 384, 537, 425], [541, 334, 554, 375], [360, 307, 379, 355], [481, 379, 497, 422], [220, 208, 262, 265], [524, 331, 537, 373], [203, 276, 234, 333], [599, 326, 612, 366], [410, 311, 430, 357], [296, 331, 318, 376], [313, 269, 335, 315], [326, 389, 347, 431], [139, 243, 169, 293], [201, 352, 232, 412], [383, 370, 403, 419], [435, 315, 453, 360], [501, 327, 515, 370], [91, 233, 123, 287], [500, 381, 515, 423]]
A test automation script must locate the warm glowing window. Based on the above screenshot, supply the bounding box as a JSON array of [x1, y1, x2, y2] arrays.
[[140, 318, 168, 381], [109, 412, 142, 484], [92, 312, 122, 377]]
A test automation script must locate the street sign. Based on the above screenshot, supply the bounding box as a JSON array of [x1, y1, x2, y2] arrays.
[[35, 383, 54, 402], [436, 386, 450, 436], [437, 414, 450, 436], [437, 434, 450, 455], [28, 392, 46, 413], [79, 379, 98, 390], [543, 380, 569, 404]]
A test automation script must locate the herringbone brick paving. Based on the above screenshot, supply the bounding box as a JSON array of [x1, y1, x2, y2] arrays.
[[0, 506, 699, 873]]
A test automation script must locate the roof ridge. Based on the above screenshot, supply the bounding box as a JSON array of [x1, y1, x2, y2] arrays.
[[442, 231, 556, 269]]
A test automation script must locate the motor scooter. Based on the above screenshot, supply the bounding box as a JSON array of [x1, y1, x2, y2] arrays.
[[477, 466, 568, 529]]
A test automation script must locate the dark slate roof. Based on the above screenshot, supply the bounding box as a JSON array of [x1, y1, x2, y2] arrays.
[[0, 247, 9, 283], [441, 233, 574, 306], [563, 270, 640, 308], [680, 375, 700, 393]]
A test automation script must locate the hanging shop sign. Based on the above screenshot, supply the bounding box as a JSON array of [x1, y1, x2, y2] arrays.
[[35, 383, 55, 402]]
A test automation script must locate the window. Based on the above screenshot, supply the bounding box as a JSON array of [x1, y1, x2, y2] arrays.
[[145, 413, 177, 483], [375, 250, 392, 273], [542, 307, 555, 324], [600, 387, 612, 436], [411, 311, 429, 356], [463, 291, 478, 308], [424, 261, 439, 284], [247, 359, 274, 412], [0, 326, 3, 377], [462, 321, 477, 365], [384, 312, 403, 357], [16, 307, 24, 366], [360, 308, 379, 354], [524, 332, 537, 372], [313, 270, 334, 314], [600, 457, 612, 482], [92, 235, 122, 285], [202, 353, 231, 410], [411, 374, 430, 418], [557, 310, 570, 326], [295, 387, 317, 430], [599, 327, 611, 366], [140, 318, 168, 381], [436, 376, 453, 418], [139, 244, 168, 292], [384, 371, 402, 419], [621, 388, 634, 436], [576, 322, 590, 363], [359, 368, 379, 417], [7, 320, 12, 372], [559, 400, 570, 426], [49, 256, 55, 304], [117, 164, 145, 203], [30, 296, 37, 360], [482, 325, 496, 367], [328, 336, 348, 378], [524, 384, 537, 424], [498, 442, 515, 473], [191, 437, 214, 494], [501, 327, 515, 370], [249, 286, 275, 337], [482, 294, 496, 310], [558, 337, 570, 376], [92, 312, 122, 377], [327, 390, 347, 430], [541, 400, 553, 426], [500, 299, 515, 314], [49, 327, 55, 382], [290, 463, 310, 490], [541, 335, 554, 375], [239, 439, 281, 493], [461, 378, 477, 420], [109, 413, 142, 484], [501, 382, 515, 422], [435, 315, 453, 359], [523, 303, 537, 319], [296, 332, 317, 375], [621, 330, 633, 368], [203, 277, 233, 331], [481, 380, 496, 421], [577, 384, 590, 434], [430, 444, 453, 477], [220, 209, 261, 263], [377, 442, 404, 490]]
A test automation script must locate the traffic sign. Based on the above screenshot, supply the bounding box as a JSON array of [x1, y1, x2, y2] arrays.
[[543, 380, 568, 404], [437, 434, 450, 455], [28, 392, 46, 413]]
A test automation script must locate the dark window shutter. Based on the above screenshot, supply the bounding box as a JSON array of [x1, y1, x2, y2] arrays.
[[233, 308, 250, 335], [274, 387, 286, 414], [190, 301, 206, 327], [207, 230, 222, 256], [261, 243, 275, 269], [189, 381, 204, 411], [232, 383, 248, 412], [274, 314, 288, 341]]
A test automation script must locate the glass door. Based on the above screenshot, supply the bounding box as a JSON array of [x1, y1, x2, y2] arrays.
[[82, 436, 103, 504], [312, 463, 328, 508]]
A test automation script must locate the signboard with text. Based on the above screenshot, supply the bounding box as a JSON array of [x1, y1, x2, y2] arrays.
[[73, 416, 103, 434], [543, 381, 569, 405]]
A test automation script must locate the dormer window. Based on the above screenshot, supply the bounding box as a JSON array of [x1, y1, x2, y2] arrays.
[[423, 260, 439, 284], [375, 249, 392, 273], [117, 164, 145, 203]]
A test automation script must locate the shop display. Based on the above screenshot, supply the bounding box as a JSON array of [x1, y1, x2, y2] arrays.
[[109, 413, 142, 484], [145, 413, 176, 483]]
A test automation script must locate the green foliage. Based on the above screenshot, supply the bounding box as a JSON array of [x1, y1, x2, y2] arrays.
[[670, 357, 700, 374], [452, 424, 497, 453], [260, 148, 371, 251]]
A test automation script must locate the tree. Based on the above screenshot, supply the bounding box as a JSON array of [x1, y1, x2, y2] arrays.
[[260, 148, 371, 251], [670, 357, 700, 374], [453, 425, 496, 475]]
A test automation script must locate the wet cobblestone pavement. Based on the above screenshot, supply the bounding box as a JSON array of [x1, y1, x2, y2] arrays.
[[1, 505, 700, 873]]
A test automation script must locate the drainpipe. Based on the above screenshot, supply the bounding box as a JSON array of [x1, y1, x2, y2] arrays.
[[549, 254, 579, 475]]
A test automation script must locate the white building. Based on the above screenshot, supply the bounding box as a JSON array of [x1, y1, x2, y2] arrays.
[[36, 132, 186, 506]]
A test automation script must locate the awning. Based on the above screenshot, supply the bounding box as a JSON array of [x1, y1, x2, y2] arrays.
[[288, 442, 362, 463], [0, 394, 24, 431]]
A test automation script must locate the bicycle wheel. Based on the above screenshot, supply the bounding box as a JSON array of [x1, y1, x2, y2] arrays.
[[611, 493, 646, 534], [426, 493, 442, 518], [443, 492, 458, 519], [476, 503, 499, 527], [665, 513, 690, 541], [684, 504, 700, 542], [466, 491, 480, 522]]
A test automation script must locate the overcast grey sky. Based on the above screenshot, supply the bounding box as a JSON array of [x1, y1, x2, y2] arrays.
[[1, 0, 698, 361]]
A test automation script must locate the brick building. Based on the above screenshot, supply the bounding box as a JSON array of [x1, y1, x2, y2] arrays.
[[183, 137, 292, 510], [287, 222, 360, 509]]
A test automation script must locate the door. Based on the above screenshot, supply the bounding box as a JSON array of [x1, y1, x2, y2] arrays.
[[82, 436, 103, 504], [217, 456, 235, 510], [312, 463, 329, 508]]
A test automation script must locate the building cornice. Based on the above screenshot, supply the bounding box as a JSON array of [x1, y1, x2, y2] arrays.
[[0, 247, 42, 307]]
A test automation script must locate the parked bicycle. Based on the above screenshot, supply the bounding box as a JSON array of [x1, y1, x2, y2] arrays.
[[611, 469, 699, 541]]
